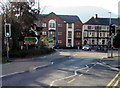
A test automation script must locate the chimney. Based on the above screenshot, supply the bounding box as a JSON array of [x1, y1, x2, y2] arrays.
[[95, 14, 98, 19]]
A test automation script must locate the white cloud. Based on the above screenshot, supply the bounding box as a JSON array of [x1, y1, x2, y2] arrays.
[[40, 0, 119, 14]]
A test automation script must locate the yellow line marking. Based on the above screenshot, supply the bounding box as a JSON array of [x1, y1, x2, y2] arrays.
[[79, 74, 83, 77], [86, 69, 89, 72], [113, 78, 120, 88], [67, 79, 75, 83], [106, 72, 120, 87]]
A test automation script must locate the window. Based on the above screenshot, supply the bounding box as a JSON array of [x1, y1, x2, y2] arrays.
[[76, 42, 80, 45], [89, 32, 92, 37], [58, 32, 62, 35], [102, 26, 106, 29], [68, 39, 72, 46], [49, 20, 56, 30], [42, 32, 46, 35], [102, 40, 105, 45], [42, 23, 46, 27], [89, 39, 91, 45], [84, 25, 88, 29], [76, 32, 81, 38], [88, 26, 91, 29], [49, 32, 55, 37], [99, 32, 102, 37], [84, 31, 87, 37], [92, 32, 95, 37], [58, 40, 62, 44], [49, 23, 55, 28], [58, 24, 62, 27], [95, 26, 99, 29], [91, 26, 95, 30], [68, 31, 72, 38], [68, 23, 72, 28], [99, 26, 101, 30], [92, 40, 94, 44], [103, 32, 106, 37]]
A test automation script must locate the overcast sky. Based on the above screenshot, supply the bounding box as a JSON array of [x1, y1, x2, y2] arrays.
[[40, 0, 119, 14], [1, 0, 119, 22]]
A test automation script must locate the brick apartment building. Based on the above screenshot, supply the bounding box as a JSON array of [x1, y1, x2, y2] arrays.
[[35, 12, 83, 48], [82, 14, 119, 50]]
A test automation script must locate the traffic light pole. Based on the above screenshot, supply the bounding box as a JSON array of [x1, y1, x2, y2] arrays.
[[111, 36, 113, 57], [6, 37, 10, 61]]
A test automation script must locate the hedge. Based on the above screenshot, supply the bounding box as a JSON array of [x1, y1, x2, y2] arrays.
[[9, 47, 55, 58]]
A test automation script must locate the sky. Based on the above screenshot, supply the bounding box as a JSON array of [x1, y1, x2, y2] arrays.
[[38, 0, 119, 22], [1, 0, 119, 14], [40, 0, 119, 15], [1, 0, 120, 22]]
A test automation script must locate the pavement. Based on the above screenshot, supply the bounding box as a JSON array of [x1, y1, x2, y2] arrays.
[[102, 56, 120, 69], [1, 50, 64, 78]]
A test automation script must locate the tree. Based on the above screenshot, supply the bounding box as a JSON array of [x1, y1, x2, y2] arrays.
[[1, 0, 41, 50], [113, 28, 120, 48]]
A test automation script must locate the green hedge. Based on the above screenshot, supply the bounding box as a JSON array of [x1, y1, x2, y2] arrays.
[[9, 47, 55, 58]]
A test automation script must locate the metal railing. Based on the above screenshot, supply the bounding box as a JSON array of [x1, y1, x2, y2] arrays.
[[108, 48, 120, 57]]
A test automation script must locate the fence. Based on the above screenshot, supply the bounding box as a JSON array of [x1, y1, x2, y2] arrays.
[[108, 48, 120, 57]]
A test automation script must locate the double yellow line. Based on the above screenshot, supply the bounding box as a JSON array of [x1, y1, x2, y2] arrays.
[[106, 72, 120, 88]]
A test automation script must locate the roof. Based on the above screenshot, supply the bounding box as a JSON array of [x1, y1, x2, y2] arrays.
[[36, 13, 81, 23], [84, 17, 119, 25], [58, 15, 80, 23]]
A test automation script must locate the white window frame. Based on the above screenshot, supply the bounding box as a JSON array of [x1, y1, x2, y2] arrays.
[[48, 19, 56, 30], [42, 23, 46, 27]]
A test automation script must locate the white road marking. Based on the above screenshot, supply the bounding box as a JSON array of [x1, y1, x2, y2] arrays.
[[49, 65, 88, 87], [79, 74, 83, 77], [51, 62, 54, 64], [0, 63, 53, 78], [0, 71, 26, 78], [67, 78, 75, 83]]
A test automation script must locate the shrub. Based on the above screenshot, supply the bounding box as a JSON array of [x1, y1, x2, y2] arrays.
[[9, 47, 55, 58]]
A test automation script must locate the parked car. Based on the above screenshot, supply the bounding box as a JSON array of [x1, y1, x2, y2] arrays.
[[82, 45, 91, 51]]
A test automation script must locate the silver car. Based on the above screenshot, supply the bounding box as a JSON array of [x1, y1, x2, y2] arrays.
[[82, 45, 91, 51]]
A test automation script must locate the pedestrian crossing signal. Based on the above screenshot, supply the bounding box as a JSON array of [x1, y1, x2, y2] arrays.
[[5, 23, 11, 37]]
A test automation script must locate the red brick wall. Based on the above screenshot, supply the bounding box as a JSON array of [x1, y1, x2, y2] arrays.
[[74, 20, 83, 48], [40, 13, 67, 48], [39, 12, 83, 48]]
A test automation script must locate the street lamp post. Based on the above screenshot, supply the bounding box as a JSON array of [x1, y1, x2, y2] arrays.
[[108, 12, 113, 57]]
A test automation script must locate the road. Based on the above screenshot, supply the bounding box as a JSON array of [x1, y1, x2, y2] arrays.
[[1, 49, 120, 87]]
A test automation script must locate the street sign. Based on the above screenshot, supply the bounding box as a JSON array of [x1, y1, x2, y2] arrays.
[[24, 37, 38, 44], [47, 38, 54, 43]]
